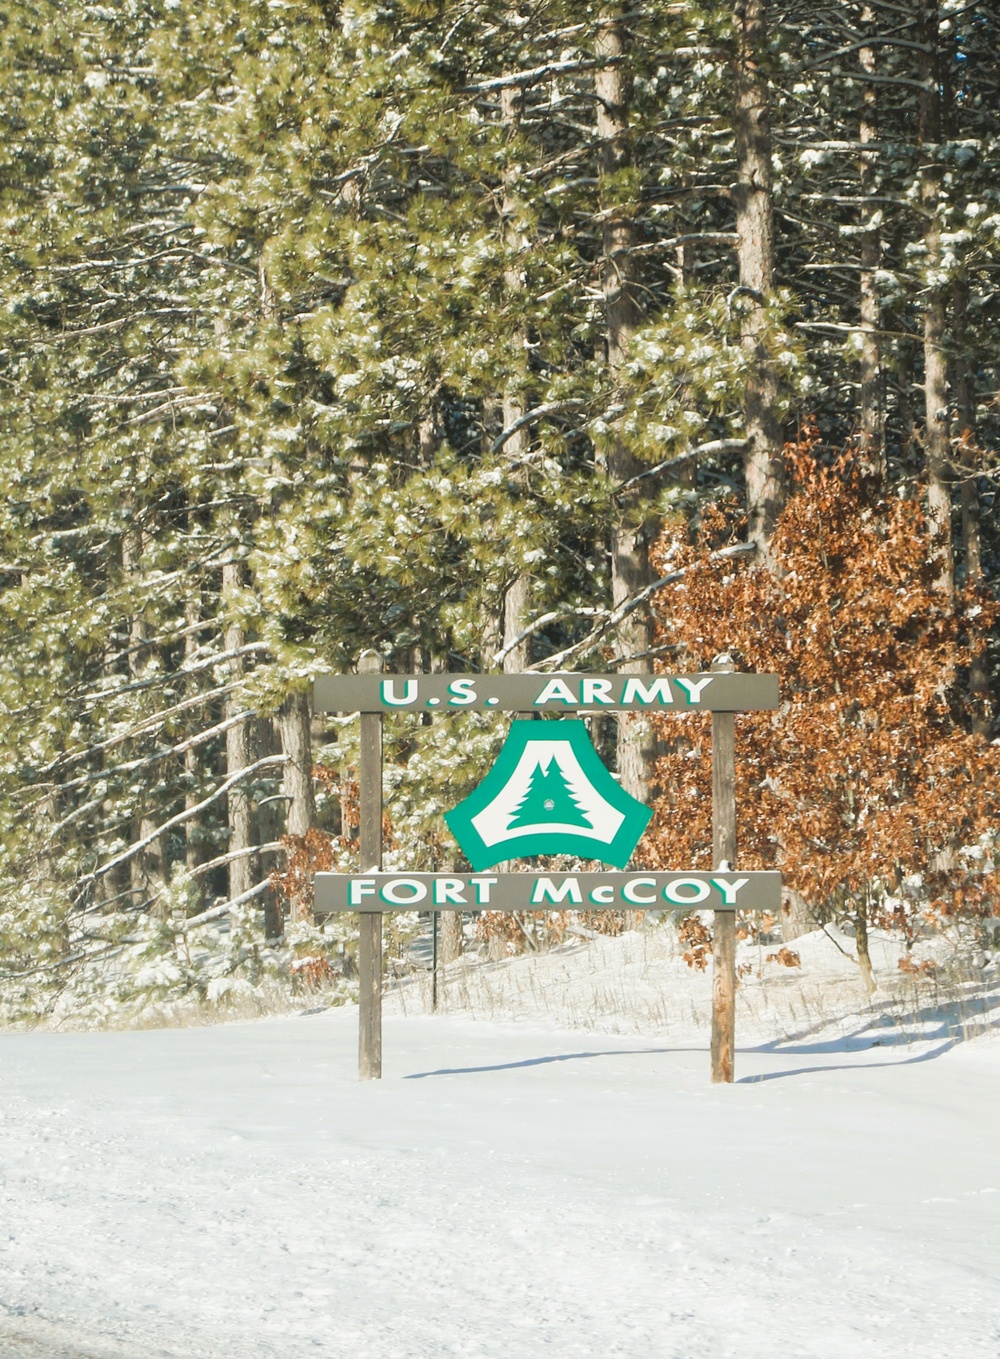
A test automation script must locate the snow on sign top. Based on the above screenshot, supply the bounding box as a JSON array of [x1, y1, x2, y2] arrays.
[[313, 671, 778, 713]]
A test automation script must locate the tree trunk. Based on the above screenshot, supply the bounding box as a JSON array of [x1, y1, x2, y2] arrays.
[[36, 792, 58, 929], [781, 888, 815, 942], [499, 78, 533, 673], [122, 524, 166, 913], [278, 690, 316, 926], [857, 8, 885, 478], [431, 646, 465, 962], [271, 690, 311, 934], [184, 595, 206, 878], [440, 911, 463, 965], [596, 9, 657, 810], [223, 559, 256, 904], [894, 334, 919, 466], [855, 898, 876, 996], [279, 690, 316, 840], [953, 277, 991, 732], [919, 0, 954, 596], [733, 0, 783, 556]]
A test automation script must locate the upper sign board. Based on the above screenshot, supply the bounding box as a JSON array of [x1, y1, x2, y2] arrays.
[[313, 672, 778, 714]]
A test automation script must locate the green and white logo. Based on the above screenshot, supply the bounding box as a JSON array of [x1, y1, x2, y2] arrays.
[[444, 721, 652, 870]]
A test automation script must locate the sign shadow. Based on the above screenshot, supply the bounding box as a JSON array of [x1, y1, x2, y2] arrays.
[[403, 1046, 698, 1079], [736, 1037, 958, 1083]]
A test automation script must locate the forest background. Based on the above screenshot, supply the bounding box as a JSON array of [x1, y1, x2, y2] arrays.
[[1, 0, 998, 1022]]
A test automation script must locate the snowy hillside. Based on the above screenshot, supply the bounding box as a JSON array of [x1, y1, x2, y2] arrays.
[[2, 929, 1000, 1359], [390, 921, 996, 1044]]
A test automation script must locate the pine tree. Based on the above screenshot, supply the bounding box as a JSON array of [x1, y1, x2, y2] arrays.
[[508, 760, 592, 830], [0, 0, 996, 1017]]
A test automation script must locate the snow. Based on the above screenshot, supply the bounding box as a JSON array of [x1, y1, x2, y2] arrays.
[[2, 935, 1000, 1358], [396, 921, 998, 1045]]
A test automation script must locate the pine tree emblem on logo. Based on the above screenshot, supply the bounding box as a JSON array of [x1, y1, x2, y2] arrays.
[[444, 720, 652, 870]]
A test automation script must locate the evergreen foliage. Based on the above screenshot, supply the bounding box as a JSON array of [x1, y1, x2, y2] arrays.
[[0, 0, 997, 1018]]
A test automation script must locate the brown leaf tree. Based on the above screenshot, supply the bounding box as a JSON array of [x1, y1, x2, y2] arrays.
[[646, 434, 999, 992]]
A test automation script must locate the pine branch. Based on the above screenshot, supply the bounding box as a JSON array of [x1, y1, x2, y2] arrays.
[[532, 543, 757, 672], [614, 439, 750, 497], [184, 841, 286, 881], [37, 680, 246, 777], [75, 755, 291, 894], [32, 711, 259, 805], [465, 56, 624, 93], [0, 946, 121, 982], [616, 233, 739, 258], [180, 878, 273, 931], [799, 36, 933, 71], [605, 644, 683, 667], [491, 400, 586, 453], [46, 796, 107, 840], [99, 613, 223, 672], [493, 606, 603, 666], [71, 641, 270, 707]]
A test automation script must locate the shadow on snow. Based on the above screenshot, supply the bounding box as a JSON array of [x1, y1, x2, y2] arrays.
[[402, 980, 1000, 1081]]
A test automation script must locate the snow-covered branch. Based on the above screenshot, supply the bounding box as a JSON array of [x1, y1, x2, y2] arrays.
[[492, 606, 603, 667], [614, 440, 750, 497], [532, 543, 757, 672], [77, 756, 290, 892], [180, 878, 274, 931], [491, 400, 585, 454], [464, 56, 623, 93]]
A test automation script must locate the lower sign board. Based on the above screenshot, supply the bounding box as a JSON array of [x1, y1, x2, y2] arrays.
[[314, 871, 782, 914]]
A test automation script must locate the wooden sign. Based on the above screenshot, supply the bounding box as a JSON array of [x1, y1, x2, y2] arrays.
[[315, 870, 782, 914], [313, 659, 781, 1087], [314, 671, 778, 714]]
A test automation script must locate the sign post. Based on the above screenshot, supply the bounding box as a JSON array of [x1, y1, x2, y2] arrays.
[[313, 665, 780, 1084], [710, 654, 738, 1084], [356, 652, 383, 1082]]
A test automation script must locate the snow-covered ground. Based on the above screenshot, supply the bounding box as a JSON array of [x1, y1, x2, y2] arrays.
[[2, 933, 1000, 1359], [397, 920, 1000, 1047]]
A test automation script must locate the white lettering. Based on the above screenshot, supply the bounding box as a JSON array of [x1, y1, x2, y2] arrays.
[[622, 877, 657, 904], [663, 877, 711, 905], [433, 878, 467, 905], [349, 878, 377, 906], [381, 680, 418, 707], [675, 676, 714, 705], [380, 878, 427, 905], [621, 677, 675, 707], [533, 678, 576, 706], [589, 884, 615, 905], [469, 876, 498, 904], [447, 679, 477, 706], [710, 876, 750, 906], [580, 678, 614, 706], [531, 876, 583, 905]]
